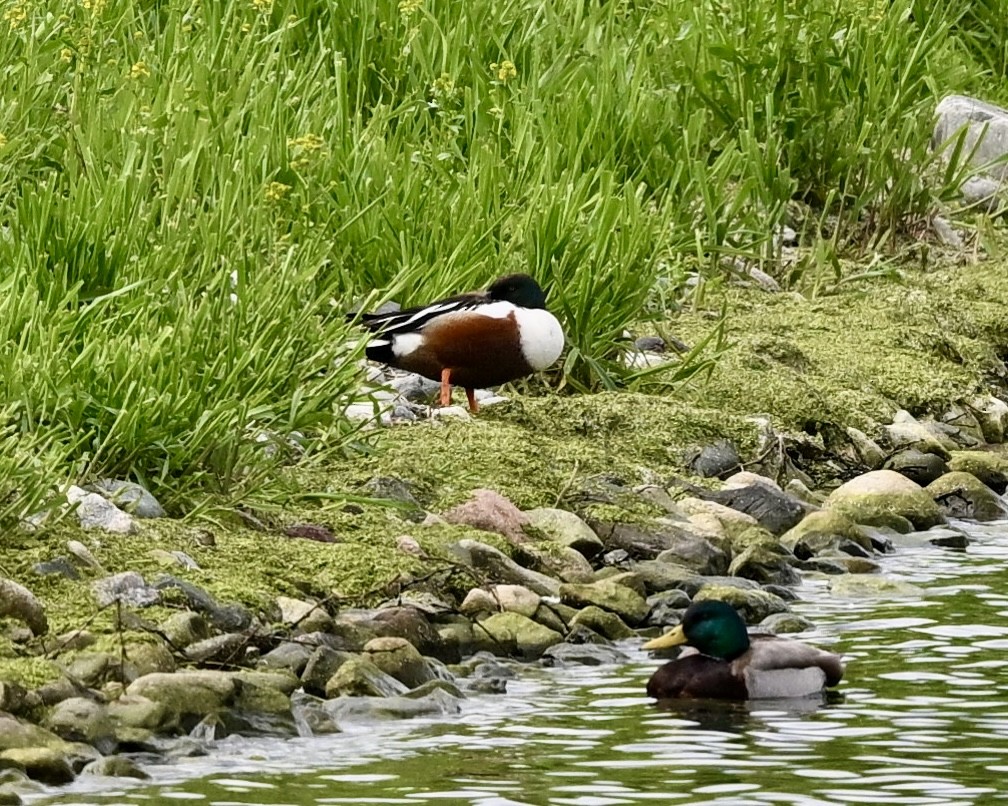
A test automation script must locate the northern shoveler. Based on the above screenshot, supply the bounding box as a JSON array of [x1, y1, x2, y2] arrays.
[[352, 273, 564, 412]]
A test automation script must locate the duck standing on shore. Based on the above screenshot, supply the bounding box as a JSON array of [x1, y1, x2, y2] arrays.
[[643, 601, 845, 700], [352, 273, 564, 413]]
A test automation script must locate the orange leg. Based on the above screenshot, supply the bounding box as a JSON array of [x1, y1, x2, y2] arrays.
[[440, 368, 453, 407], [465, 388, 479, 413]]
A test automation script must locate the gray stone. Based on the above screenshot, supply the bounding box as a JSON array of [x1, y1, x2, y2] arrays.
[[66, 540, 103, 570], [934, 94, 1008, 181], [645, 589, 691, 627], [759, 612, 815, 633], [728, 540, 799, 586], [160, 611, 210, 650], [290, 691, 341, 736], [0, 748, 75, 785], [184, 633, 249, 665], [654, 532, 729, 575], [44, 697, 113, 750], [32, 558, 79, 580], [126, 671, 236, 720], [692, 585, 788, 623], [66, 485, 137, 534], [88, 480, 166, 519], [81, 756, 150, 779], [947, 450, 1008, 494], [541, 643, 629, 667], [845, 426, 886, 470], [300, 646, 355, 696], [448, 539, 560, 596], [885, 448, 949, 487], [363, 637, 436, 689], [927, 472, 1008, 522], [826, 469, 945, 531], [589, 520, 712, 561], [276, 596, 333, 633], [780, 510, 874, 559], [687, 440, 743, 479], [154, 575, 251, 631], [631, 560, 702, 595], [0, 578, 47, 635], [960, 175, 1004, 209], [231, 670, 298, 713], [559, 580, 650, 626], [569, 606, 634, 640], [475, 612, 563, 660], [92, 572, 160, 609], [0, 681, 30, 716], [323, 686, 462, 722], [828, 574, 924, 598], [697, 483, 806, 536], [968, 395, 1008, 443], [524, 507, 604, 558], [883, 411, 955, 458], [106, 695, 173, 733], [259, 641, 313, 675], [324, 657, 409, 699]]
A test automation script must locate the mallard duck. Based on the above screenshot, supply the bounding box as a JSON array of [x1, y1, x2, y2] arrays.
[[352, 273, 564, 413], [642, 600, 844, 700]]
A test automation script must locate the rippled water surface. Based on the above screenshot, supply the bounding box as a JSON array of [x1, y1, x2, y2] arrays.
[[30, 520, 1008, 806]]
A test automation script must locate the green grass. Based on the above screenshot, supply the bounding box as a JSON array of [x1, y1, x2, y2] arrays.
[[0, 0, 1000, 519]]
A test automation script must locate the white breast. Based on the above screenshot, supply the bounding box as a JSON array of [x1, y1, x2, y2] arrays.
[[514, 308, 565, 371]]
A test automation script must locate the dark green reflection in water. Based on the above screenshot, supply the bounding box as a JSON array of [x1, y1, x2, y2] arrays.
[[32, 523, 1008, 805]]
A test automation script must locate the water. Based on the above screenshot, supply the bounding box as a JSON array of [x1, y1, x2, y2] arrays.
[[27, 520, 1008, 806]]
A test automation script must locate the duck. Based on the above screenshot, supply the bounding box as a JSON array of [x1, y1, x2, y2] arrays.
[[642, 600, 845, 700], [352, 273, 564, 412]]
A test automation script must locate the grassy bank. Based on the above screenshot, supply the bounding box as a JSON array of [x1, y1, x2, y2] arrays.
[[0, 0, 1004, 521]]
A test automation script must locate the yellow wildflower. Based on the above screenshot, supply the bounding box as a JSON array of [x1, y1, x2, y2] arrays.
[[252, 0, 272, 13], [60, 47, 73, 63], [129, 60, 150, 79], [431, 72, 455, 100], [264, 181, 291, 201], [81, 0, 107, 13], [241, 22, 250, 32], [0, 134, 7, 148], [4, 3, 27, 29], [492, 59, 517, 83], [398, 0, 421, 17]]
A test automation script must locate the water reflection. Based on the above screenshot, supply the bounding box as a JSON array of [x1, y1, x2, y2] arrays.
[[27, 521, 1008, 806]]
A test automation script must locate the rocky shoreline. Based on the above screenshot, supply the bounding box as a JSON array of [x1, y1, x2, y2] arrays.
[[2, 373, 1008, 800]]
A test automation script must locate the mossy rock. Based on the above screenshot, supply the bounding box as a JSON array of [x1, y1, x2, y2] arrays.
[[364, 637, 437, 689], [125, 671, 236, 719], [927, 471, 1008, 522], [825, 470, 945, 531], [324, 657, 409, 699], [947, 450, 1008, 494], [474, 612, 563, 660], [569, 606, 635, 640], [692, 585, 788, 624], [0, 748, 75, 785], [780, 510, 873, 558], [558, 580, 650, 626]]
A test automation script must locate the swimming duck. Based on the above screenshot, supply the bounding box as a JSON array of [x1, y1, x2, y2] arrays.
[[643, 600, 845, 700], [353, 273, 564, 412]]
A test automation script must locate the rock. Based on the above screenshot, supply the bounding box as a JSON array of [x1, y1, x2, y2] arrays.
[[785, 479, 826, 506], [524, 508, 604, 558], [92, 571, 160, 609], [885, 448, 950, 487], [459, 588, 498, 617], [66, 485, 137, 533], [434, 620, 477, 665], [946, 450, 1008, 494], [687, 440, 743, 479], [968, 395, 1008, 443], [448, 539, 560, 596], [126, 671, 236, 722], [826, 469, 945, 531], [927, 472, 1008, 522], [323, 685, 462, 722], [276, 596, 333, 633], [645, 589, 691, 627], [363, 637, 436, 689], [395, 535, 426, 557], [44, 697, 114, 750], [0, 787, 21, 806], [541, 643, 629, 666], [492, 584, 541, 617], [569, 606, 634, 640], [324, 617, 380, 651], [88, 479, 166, 518], [558, 580, 649, 625], [828, 575, 924, 598], [81, 755, 150, 779], [0, 747, 75, 785], [883, 411, 955, 458], [259, 641, 314, 675], [474, 612, 563, 659], [154, 576, 252, 631], [184, 633, 249, 665], [0, 578, 47, 635], [676, 497, 760, 534], [32, 558, 79, 580], [631, 560, 702, 595], [0, 681, 30, 716], [283, 523, 337, 543], [654, 532, 729, 575], [692, 585, 788, 623], [934, 95, 1008, 182], [324, 657, 409, 698], [106, 695, 173, 733], [231, 670, 298, 714], [514, 543, 594, 584], [759, 612, 814, 633], [363, 476, 423, 517], [66, 540, 103, 570], [728, 539, 799, 586], [845, 426, 886, 470], [940, 405, 986, 446], [780, 510, 874, 559], [160, 611, 210, 649], [300, 646, 355, 696], [364, 606, 441, 657], [695, 484, 806, 536], [149, 549, 199, 569], [290, 690, 341, 736], [443, 489, 528, 542], [588, 519, 715, 561]]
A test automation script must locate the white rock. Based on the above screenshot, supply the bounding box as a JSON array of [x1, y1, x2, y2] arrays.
[[67, 486, 137, 534], [934, 95, 1008, 181]]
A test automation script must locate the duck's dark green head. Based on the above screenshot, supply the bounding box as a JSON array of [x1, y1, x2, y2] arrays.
[[643, 600, 751, 661], [487, 273, 548, 310]]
